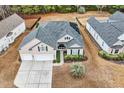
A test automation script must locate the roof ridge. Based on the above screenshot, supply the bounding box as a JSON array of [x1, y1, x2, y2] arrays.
[[109, 23, 123, 33]]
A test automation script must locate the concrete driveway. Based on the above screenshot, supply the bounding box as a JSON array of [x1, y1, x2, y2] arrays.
[[14, 61, 53, 88]]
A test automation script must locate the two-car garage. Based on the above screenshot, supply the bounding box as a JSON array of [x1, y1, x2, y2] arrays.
[[14, 53, 54, 88], [14, 52, 54, 88], [20, 53, 54, 61]]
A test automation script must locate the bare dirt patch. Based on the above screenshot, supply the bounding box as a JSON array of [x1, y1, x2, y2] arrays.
[[25, 19, 38, 29], [0, 30, 30, 87], [52, 12, 124, 88]]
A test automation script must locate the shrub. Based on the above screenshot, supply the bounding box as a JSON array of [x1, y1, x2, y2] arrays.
[[85, 5, 97, 11], [56, 5, 76, 13], [64, 55, 84, 62], [98, 50, 124, 61], [77, 6, 86, 14], [70, 63, 86, 78]]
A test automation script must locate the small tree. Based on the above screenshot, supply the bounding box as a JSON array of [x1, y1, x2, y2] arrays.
[[96, 5, 106, 13], [70, 63, 86, 78]]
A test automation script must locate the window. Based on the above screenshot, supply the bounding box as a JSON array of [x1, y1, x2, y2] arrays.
[[65, 36, 70, 40], [115, 49, 119, 53], [41, 45, 45, 51], [6, 32, 13, 37], [38, 45, 48, 52], [58, 44, 66, 49], [102, 42, 104, 46]]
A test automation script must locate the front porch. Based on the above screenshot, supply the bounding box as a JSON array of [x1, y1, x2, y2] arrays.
[[54, 48, 84, 66]]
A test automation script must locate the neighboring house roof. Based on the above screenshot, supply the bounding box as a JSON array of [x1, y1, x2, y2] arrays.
[[109, 11, 124, 21], [0, 13, 24, 39], [19, 21, 83, 49], [87, 11, 124, 48]]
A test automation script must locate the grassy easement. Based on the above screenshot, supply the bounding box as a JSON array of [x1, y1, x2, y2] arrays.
[[56, 50, 60, 63]]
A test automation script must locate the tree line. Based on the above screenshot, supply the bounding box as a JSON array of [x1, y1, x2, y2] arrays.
[[1, 5, 124, 20]]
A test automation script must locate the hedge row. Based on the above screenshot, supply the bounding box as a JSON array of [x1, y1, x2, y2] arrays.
[[98, 50, 124, 61], [64, 55, 87, 62]]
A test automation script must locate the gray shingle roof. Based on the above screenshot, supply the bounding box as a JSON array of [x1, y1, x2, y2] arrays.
[[109, 11, 124, 21], [0, 13, 24, 39], [19, 21, 83, 49], [19, 30, 37, 49], [87, 11, 124, 48]]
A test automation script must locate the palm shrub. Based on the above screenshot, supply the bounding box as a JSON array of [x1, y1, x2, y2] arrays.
[[70, 63, 86, 78], [77, 6, 86, 14]]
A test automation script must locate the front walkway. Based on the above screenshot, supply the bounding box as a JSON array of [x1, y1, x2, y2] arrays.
[[60, 51, 64, 64], [14, 61, 53, 88]]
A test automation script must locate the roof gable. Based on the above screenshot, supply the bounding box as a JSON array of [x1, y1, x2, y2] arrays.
[[21, 38, 40, 50], [57, 34, 73, 42]]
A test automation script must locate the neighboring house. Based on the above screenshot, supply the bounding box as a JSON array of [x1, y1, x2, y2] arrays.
[[86, 11, 124, 54], [0, 13, 26, 53], [19, 21, 84, 62]]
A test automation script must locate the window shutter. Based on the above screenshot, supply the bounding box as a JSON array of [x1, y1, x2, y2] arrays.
[[38, 46, 40, 51], [71, 49, 72, 55], [46, 46, 48, 51], [78, 49, 80, 55]]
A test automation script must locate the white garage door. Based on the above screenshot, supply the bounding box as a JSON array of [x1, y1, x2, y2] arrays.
[[33, 54, 54, 61], [20, 54, 33, 61]]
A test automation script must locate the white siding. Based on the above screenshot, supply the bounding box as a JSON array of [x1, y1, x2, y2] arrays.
[[86, 22, 111, 53], [67, 49, 71, 55], [80, 49, 83, 55], [0, 37, 9, 52], [32, 42, 54, 53], [67, 49, 83, 55], [0, 22, 26, 52], [7, 22, 26, 44]]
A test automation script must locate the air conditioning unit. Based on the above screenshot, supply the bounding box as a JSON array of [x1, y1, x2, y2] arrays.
[[3, 47, 7, 51]]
